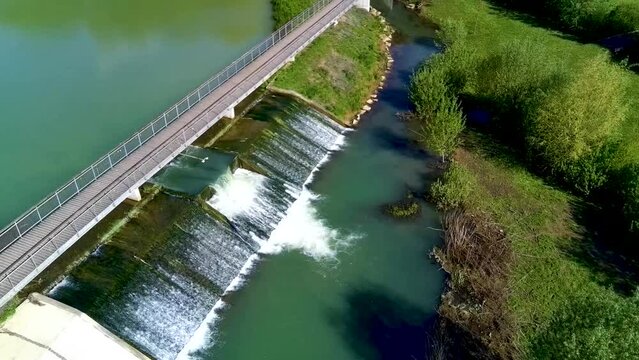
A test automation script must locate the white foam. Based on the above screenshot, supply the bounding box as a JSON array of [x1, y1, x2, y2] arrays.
[[49, 277, 76, 296], [259, 188, 354, 260], [177, 132, 353, 359], [206, 169, 264, 220], [176, 254, 261, 360]]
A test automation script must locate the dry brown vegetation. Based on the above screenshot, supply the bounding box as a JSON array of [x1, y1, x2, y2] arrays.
[[434, 209, 517, 359]]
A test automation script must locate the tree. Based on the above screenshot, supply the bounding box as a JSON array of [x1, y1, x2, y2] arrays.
[[417, 95, 465, 162], [526, 55, 627, 194]]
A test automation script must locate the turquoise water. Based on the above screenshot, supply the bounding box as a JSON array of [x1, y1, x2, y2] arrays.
[[43, 2, 446, 359], [0, 0, 272, 226], [190, 2, 446, 358]]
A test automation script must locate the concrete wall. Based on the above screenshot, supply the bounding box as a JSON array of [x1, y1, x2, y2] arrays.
[[0, 293, 149, 360]]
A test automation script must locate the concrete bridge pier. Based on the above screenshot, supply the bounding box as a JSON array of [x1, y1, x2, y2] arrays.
[[355, 0, 370, 11], [127, 188, 142, 202], [222, 106, 235, 119]]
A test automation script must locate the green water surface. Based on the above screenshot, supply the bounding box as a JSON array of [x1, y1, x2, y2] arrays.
[[199, 3, 445, 358], [0, 0, 272, 226]]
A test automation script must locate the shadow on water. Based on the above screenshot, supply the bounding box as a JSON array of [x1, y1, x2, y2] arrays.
[[329, 286, 438, 360], [369, 126, 427, 159]]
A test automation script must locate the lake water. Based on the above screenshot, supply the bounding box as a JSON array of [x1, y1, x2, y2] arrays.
[[0, 0, 272, 225]]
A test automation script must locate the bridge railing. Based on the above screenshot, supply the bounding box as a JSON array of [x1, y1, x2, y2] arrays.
[[0, 0, 334, 254]]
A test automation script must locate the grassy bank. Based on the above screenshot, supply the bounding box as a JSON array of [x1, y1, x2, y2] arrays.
[[271, 0, 316, 28], [271, 9, 388, 124], [491, 0, 639, 40], [432, 134, 639, 359], [409, 0, 639, 357]]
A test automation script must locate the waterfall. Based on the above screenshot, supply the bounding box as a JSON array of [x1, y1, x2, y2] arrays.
[[49, 198, 254, 359], [241, 94, 346, 185], [48, 94, 350, 360], [207, 169, 299, 249]]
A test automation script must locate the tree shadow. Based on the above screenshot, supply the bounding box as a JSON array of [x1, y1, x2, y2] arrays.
[[527, 291, 639, 358], [327, 286, 439, 360], [601, 33, 639, 73], [461, 129, 639, 297], [484, 0, 639, 74], [369, 125, 429, 160], [563, 199, 639, 296]]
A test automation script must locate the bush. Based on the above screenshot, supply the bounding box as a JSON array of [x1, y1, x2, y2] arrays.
[[475, 41, 566, 119], [525, 55, 627, 194], [410, 57, 451, 119], [383, 194, 422, 219], [430, 163, 475, 209], [271, 0, 315, 28], [492, 0, 639, 39], [607, 2, 639, 35], [410, 41, 470, 161]]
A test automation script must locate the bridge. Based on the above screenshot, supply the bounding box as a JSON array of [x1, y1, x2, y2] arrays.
[[0, 0, 369, 308]]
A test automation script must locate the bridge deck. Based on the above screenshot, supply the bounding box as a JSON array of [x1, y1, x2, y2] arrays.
[[0, 0, 355, 306]]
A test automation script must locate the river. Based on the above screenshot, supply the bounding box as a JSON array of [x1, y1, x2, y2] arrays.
[[0, 0, 272, 226], [43, 1, 444, 359]]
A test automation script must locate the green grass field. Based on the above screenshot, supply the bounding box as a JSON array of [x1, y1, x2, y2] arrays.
[[271, 9, 387, 124], [422, 0, 639, 357]]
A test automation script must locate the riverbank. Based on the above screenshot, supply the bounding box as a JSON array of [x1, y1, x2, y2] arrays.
[[270, 9, 392, 125], [411, 0, 639, 358]]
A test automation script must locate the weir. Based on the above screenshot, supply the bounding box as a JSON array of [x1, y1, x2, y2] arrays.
[[48, 94, 347, 359], [0, 0, 359, 309]]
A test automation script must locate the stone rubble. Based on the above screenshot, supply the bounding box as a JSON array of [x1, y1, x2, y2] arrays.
[[352, 10, 394, 126]]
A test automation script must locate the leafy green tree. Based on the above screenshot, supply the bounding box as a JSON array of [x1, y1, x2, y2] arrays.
[[475, 40, 566, 117], [271, 0, 315, 28], [410, 57, 450, 119], [526, 55, 627, 193], [417, 95, 465, 162]]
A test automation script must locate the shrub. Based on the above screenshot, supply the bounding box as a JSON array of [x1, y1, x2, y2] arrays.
[[410, 42, 470, 162], [430, 163, 475, 209], [525, 55, 627, 194], [492, 0, 638, 38], [271, 0, 315, 28], [383, 194, 422, 219], [607, 2, 639, 35], [410, 57, 451, 119], [475, 41, 566, 119]]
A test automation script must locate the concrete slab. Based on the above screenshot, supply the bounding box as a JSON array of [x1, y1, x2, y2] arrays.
[[0, 293, 148, 360]]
